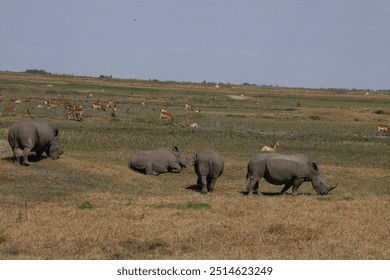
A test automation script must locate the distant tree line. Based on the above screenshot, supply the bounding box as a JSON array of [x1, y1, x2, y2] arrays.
[[24, 69, 51, 75]]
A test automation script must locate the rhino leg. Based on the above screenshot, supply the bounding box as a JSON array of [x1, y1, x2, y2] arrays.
[[145, 164, 159, 176], [292, 178, 305, 195], [12, 147, 21, 165], [207, 178, 217, 193], [22, 147, 32, 166], [199, 175, 208, 194], [168, 162, 182, 173], [247, 177, 259, 195], [280, 182, 293, 194]]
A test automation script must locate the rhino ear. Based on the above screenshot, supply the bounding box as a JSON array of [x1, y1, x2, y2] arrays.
[[311, 162, 319, 171], [54, 129, 59, 137]]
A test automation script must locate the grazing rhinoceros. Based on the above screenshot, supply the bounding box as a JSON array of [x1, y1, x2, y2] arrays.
[[246, 153, 337, 195], [8, 120, 63, 166], [128, 146, 194, 175], [194, 149, 224, 193]]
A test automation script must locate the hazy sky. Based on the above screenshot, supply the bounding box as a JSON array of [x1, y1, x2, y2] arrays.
[[1, 0, 390, 89]]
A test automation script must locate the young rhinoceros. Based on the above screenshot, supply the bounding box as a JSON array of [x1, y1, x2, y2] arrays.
[[8, 120, 63, 166], [246, 153, 337, 195], [128, 146, 194, 175], [194, 149, 224, 193]]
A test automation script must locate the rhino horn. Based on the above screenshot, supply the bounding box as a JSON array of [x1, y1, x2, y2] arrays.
[[328, 183, 338, 191]]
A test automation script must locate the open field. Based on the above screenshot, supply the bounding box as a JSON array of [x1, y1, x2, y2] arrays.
[[0, 72, 389, 259]]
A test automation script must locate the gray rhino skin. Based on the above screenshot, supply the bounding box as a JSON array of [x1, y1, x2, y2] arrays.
[[194, 149, 224, 193], [246, 153, 337, 195], [8, 120, 63, 166], [129, 146, 194, 175]]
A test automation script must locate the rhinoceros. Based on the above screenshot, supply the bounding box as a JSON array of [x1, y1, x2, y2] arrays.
[[194, 149, 224, 193], [8, 120, 63, 166], [246, 153, 337, 195], [128, 146, 194, 175]]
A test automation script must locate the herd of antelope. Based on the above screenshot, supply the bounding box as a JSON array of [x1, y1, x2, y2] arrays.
[[1, 91, 389, 136], [0, 92, 202, 129]]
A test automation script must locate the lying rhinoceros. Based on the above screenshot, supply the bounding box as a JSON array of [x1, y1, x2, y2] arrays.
[[8, 120, 63, 166], [246, 153, 337, 195], [128, 146, 194, 175], [194, 149, 224, 193]]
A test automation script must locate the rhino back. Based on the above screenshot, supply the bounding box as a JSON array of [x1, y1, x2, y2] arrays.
[[129, 148, 175, 169], [195, 150, 224, 177], [150, 148, 176, 164], [265, 154, 312, 181], [8, 120, 55, 149]]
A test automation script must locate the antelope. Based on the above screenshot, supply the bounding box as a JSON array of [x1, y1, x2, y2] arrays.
[[159, 109, 175, 122], [63, 100, 74, 110], [45, 101, 60, 108], [106, 99, 116, 109], [91, 101, 106, 111], [184, 103, 193, 111], [111, 107, 118, 117], [186, 119, 198, 128], [20, 108, 32, 116], [3, 105, 17, 112], [259, 140, 279, 152], [10, 98, 22, 104], [67, 106, 84, 121], [376, 124, 390, 135]]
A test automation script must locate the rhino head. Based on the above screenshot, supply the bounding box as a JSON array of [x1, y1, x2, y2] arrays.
[[310, 161, 338, 195], [47, 129, 63, 159], [46, 141, 63, 159], [179, 154, 194, 168], [311, 176, 338, 195]]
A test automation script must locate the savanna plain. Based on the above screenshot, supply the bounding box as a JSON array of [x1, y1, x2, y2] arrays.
[[0, 72, 389, 260]]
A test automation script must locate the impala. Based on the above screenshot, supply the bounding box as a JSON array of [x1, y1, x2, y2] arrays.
[[376, 124, 389, 135], [159, 109, 175, 122], [259, 140, 279, 152]]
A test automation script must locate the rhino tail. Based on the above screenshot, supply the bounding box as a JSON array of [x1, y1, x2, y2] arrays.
[[8, 127, 18, 149]]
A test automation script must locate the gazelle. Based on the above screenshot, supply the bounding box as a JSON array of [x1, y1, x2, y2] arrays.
[[91, 101, 106, 111], [186, 119, 198, 128], [159, 109, 175, 122], [67, 105, 84, 121], [184, 103, 193, 111], [376, 124, 390, 135], [3, 105, 17, 112], [259, 140, 279, 152]]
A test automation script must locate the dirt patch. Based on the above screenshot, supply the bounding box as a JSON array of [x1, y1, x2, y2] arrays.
[[228, 95, 250, 100]]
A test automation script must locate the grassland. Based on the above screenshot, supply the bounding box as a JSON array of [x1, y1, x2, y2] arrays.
[[0, 72, 389, 259]]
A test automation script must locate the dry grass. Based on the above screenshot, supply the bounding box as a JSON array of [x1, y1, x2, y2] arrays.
[[0, 72, 389, 260], [1, 190, 388, 259]]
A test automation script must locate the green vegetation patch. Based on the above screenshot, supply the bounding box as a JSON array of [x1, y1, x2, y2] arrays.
[[78, 201, 94, 210]]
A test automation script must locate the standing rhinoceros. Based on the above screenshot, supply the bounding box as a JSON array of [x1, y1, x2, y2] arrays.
[[128, 146, 194, 175], [246, 153, 337, 195], [8, 120, 63, 166], [194, 149, 224, 193]]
